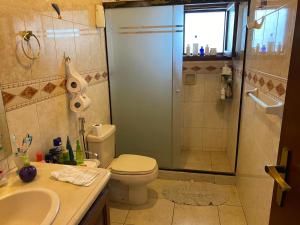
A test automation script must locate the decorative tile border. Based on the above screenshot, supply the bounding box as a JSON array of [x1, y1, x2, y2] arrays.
[[1, 70, 108, 112], [183, 61, 232, 74], [244, 68, 287, 100]]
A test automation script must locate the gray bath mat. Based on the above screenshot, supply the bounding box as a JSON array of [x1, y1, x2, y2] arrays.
[[162, 181, 230, 206]]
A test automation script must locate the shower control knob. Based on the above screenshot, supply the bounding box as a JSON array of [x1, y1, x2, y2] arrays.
[[175, 89, 181, 93]]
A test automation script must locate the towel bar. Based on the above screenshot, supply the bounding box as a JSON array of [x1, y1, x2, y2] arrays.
[[245, 88, 284, 117]]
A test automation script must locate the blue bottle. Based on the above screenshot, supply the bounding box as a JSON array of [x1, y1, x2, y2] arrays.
[[200, 46, 205, 56], [261, 44, 267, 53]]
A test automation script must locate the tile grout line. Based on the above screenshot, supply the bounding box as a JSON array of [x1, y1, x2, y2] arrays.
[[217, 206, 222, 225], [122, 205, 131, 225], [170, 202, 176, 225]]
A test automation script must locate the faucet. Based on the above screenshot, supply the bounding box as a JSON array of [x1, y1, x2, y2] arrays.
[[84, 151, 99, 160]]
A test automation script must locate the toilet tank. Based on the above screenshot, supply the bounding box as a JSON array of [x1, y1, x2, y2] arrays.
[[87, 124, 116, 168]]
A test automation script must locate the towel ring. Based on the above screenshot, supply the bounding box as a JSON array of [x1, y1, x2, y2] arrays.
[[20, 31, 41, 60]]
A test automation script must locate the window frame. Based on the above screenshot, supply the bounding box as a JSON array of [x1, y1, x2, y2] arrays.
[[183, 3, 239, 60]]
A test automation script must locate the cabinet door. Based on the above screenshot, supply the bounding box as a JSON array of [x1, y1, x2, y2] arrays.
[[79, 189, 110, 225]]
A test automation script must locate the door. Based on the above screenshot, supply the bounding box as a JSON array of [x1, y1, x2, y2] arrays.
[[268, 2, 300, 224], [105, 6, 184, 168]]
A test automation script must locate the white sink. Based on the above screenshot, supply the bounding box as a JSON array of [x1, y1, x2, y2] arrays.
[[0, 188, 60, 225]]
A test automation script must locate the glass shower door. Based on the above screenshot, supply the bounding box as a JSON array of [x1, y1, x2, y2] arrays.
[[106, 6, 183, 168]]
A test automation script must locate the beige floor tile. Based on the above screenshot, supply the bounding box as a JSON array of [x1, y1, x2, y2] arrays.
[[211, 152, 233, 172], [218, 205, 247, 225], [172, 204, 220, 225], [217, 185, 241, 206], [211, 163, 232, 172], [179, 150, 212, 171], [148, 179, 180, 199], [158, 170, 215, 183], [184, 161, 212, 171], [111, 223, 124, 225], [214, 175, 236, 185], [110, 201, 130, 224], [125, 198, 174, 225]]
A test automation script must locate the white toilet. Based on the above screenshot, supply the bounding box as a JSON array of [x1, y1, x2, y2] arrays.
[[87, 124, 158, 205]]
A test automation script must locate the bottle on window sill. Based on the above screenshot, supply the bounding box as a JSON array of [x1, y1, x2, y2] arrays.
[[200, 46, 205, 56], [186, 44, 191, 56], [205, 45, 210, 55], [192, 35, 199, 56]]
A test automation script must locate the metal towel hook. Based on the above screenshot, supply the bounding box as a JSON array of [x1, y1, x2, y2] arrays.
[[20, 31, 41, 60]]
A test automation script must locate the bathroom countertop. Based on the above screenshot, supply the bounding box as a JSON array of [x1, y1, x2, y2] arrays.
[[0, 162, 111, 225]]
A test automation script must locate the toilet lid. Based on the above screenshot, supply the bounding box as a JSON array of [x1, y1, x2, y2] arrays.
[[110, 154, 157, 175]]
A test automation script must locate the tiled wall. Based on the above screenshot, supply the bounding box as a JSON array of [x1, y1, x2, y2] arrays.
[[182, 60, 236, 170], [236, 0, 298, 224], [0, 0, 110, 171]]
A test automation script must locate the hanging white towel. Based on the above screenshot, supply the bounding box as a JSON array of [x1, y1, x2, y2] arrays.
[[51, 166, 106, 187]]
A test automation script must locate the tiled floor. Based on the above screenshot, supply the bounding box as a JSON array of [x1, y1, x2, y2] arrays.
[[109, 179, 247, 225], [179, 150, 233, 172]]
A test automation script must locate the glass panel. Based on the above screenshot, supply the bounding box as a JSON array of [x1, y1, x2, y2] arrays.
[[106, 6, 176, 168], [178, 3, 248, 173]]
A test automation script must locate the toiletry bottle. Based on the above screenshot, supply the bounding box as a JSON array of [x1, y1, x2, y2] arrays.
[[205, 44, 210, 55], [261, 44, 267, 53], [200, 46, 205, 56], [62, 146, 69, 162], [221, 87, 226, 100], [53, 137, 63, 163], [76, 140, 84, 165], [192, 35, 199, 56], [225, 84, 232, 98], [276, 42, 282, 54], [186, 44, 191, 56], [256, 43, 260, 53], [66, 136, 74, 161], [267, 33, 275, 54], [36, 151, 44, 162]]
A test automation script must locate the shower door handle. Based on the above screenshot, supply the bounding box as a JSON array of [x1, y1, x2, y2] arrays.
[[264, 147, 291, 206]]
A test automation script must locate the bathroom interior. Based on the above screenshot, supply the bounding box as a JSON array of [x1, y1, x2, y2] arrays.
[[0, 0, 299, 224]]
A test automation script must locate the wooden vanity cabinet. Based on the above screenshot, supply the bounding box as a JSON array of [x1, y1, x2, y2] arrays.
[[79, 188, 110, 225]]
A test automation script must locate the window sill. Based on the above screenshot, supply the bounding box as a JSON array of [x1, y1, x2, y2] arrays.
[[183, 55, 232, 61]]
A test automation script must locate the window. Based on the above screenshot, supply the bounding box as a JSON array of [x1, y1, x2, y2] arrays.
[[251, 8, 288, 51], [184, 11, 226, 54]]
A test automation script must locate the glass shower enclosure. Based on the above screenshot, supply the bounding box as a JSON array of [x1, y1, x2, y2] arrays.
[[106, 6, 183, 169]]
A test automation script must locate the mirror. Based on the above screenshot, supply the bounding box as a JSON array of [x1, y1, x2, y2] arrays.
[[0, 90, 12, 160]]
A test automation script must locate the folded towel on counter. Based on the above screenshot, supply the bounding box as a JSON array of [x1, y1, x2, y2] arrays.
[[51, 166, 106, 186]]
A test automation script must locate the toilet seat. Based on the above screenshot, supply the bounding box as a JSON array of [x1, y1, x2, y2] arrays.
[[110, 154, 157, 175]]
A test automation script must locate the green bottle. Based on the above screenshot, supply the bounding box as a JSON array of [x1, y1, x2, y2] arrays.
[[76, 140, 84, 165]]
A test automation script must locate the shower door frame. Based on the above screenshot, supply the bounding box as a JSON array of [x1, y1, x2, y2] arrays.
[[103, 0, 250, 176]]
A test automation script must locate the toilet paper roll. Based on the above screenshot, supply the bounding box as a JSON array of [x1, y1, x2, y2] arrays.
[[92, 124, 103, 136], [67, 76, 88, 94], [66, 59, 88, 93], [70, 94, 91, 113]]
